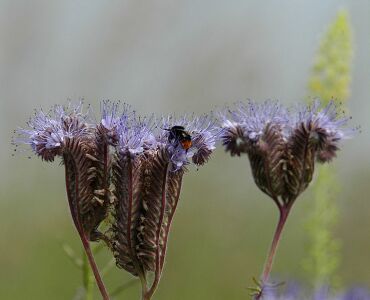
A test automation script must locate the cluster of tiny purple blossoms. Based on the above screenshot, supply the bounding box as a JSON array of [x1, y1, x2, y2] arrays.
[[16, 100, 353, 163], [261, 283, 370, 300], [14, 100, 219, 169], [219, 99, 355, 208], [220, 99, 354, 161], [15, 102, 91, 161]]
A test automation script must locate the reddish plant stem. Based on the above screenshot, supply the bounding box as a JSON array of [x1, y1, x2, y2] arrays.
[[64, 154, 110, 300], [79, 231, 110, 300], [255, 202, 294, 300], [261, 204, 292, 284]]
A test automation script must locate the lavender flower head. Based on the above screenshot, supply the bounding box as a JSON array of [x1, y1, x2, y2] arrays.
[[221, 100, 353, 204], [100, 100, 120, 131], [116, 111, 154, 156], [155, 113, 219, 169], [14, 101, 92, 161]]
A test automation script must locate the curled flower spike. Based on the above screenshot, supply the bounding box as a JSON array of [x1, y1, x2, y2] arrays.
[[221, 100, 352, 205], [110, 112, 219, 300], [221, 100, 354, 297], [14, 101, 108, 241], [14, 101, 110, 299]]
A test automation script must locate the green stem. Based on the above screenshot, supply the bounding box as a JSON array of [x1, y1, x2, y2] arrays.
[[82, 249, 94, 300]]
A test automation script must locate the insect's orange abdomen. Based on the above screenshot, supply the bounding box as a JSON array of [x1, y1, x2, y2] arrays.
[[181, 140, 192, 150]]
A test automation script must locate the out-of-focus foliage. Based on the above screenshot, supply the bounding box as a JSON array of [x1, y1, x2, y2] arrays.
[[304, 10, 352, 289], [63, 243, 94, 300], [303, 164, 341, 287], [63, 243, 120, 300], [308, 11, 353, 104]]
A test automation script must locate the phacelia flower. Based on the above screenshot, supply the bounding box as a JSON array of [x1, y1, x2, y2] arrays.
[[100, 100, 120, 131], [14, 101, 92, 161], [155, 113, 219, 169], [116, 113, 154, 156], [221, 100, 353, 204], [221, 100, 355, 299], [104, 109, 219, 299]]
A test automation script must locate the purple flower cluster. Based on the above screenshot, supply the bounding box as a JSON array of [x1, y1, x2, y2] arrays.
[[261, 283, 370, 300], [14, 100, 219, 300], [155, 113, 219, 169], [221, 100, 355, 300], [220, 100, 353, 204], [221, 100, 352, 160], [15, 101, 218, 169], [14, 102, 92, 161]]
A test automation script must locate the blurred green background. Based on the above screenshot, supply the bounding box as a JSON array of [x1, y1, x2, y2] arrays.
[[1, 1, 370, 299]]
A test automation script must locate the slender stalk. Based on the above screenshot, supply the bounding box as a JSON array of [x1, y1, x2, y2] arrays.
[[80, 234, 110, 300], [255, 203, 293, 300], [64, 154, 110, 300]]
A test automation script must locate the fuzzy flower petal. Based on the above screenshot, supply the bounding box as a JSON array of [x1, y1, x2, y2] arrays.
[[116, 111, 154, 157], [220, 101, 289, 156], [231, 100, 289, 141], [14, 101, 92, 161], [100, 100, 120, 130]]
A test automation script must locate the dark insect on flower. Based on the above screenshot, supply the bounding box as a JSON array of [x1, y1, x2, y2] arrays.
[[15, 100, 219, 300], [165, 125, 193, 151], [110, 112, 219, 299]]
